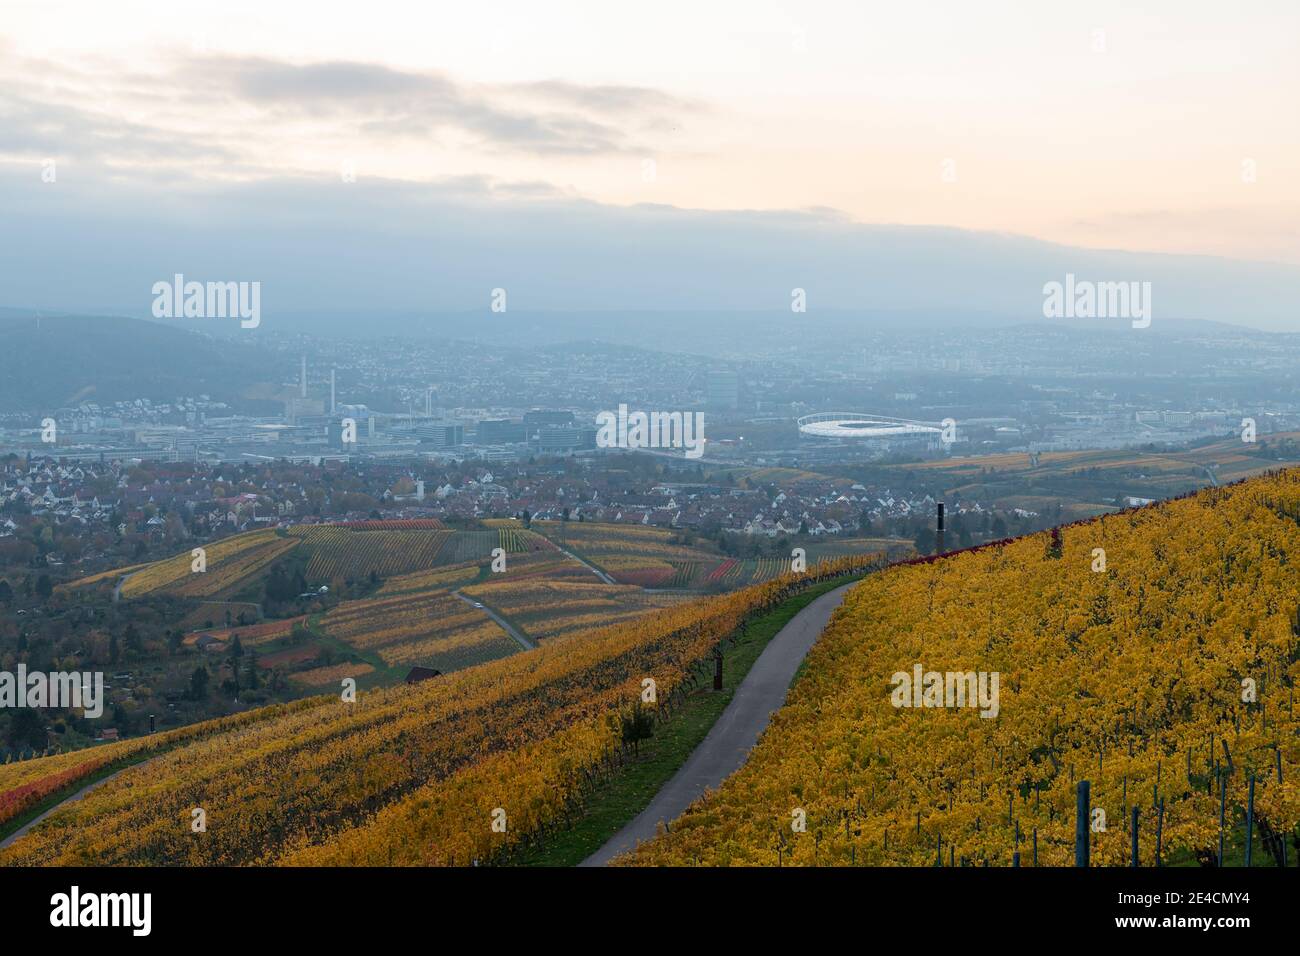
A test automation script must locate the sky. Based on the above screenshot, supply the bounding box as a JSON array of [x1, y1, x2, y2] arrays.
[[2, 0, 1298, 324]]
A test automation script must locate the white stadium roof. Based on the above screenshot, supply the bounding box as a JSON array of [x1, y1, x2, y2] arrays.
[[797, 413, 943, 439]]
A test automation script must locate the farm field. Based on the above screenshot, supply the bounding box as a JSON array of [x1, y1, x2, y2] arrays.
[[621, 470, 1300, 867]]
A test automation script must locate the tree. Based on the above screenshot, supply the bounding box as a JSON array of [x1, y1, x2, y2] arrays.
[[35, 574, 53, 600], [189, 666, 210, 701], [6, 708, 47, 751], [0, 579, 12, 606]]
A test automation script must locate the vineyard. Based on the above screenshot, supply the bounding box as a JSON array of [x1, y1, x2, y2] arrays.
[[461, 578, 687, 642], [120, 529, 296, 599], [620, 470, 1300, 866], [289, 525, 452, 580], [318, 589, 521, 671], [0, 699, 330, 835], [0, 556, 875, 866]]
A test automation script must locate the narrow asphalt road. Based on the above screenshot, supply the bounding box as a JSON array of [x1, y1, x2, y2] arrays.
[[453, 591, 536, 650], [555, 546, 616, 584], [580, 581, 853, 866], [111, 570, 138, 603], [0, 757, 156, 850]]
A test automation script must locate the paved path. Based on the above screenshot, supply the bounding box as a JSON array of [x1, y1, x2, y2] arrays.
[[453, 591, 536, 650], [554, 546, 616, 584], [0, 759, 152, 850], [581, 582, 853, 866], [111, 571, 138, 603]]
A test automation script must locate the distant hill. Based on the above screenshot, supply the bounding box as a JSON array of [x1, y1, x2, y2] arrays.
[[0, 312, 283, 412]]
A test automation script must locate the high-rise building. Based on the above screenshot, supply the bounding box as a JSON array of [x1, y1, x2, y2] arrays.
[[706, 370, 740, 409], [523, 409, 576, 428], [476, 419, 527, 444], [532, 426, 597, 452], [416, 424, 464, 447]]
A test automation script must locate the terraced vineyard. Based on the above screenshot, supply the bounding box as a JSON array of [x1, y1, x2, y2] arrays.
[[0, 556, 874, 866], [622, 471, 1300, 867], [462, 578, 687, 642], [289, 525, 453, 580], [319, 590, 521, 671], [120, 528, 296, 599]]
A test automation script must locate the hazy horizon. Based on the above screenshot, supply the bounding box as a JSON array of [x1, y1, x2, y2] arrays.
[[4, 0, 1300, 329]]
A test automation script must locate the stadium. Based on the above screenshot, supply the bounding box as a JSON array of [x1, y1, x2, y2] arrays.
[[796, 413, 946, 452]]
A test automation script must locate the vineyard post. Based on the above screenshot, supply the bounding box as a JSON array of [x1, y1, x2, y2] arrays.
[[1217, 771, 1226, 867], [712, 648, 723, 691], [1032, 828, 1037, 866], [1130, 806, 1139, 867], [1075, 780, 1090, 867], [1244, 772, 1254, 867], [1155, 799, 1164, 866]]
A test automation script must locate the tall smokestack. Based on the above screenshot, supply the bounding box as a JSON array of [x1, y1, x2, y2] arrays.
[[330, 368, 336, 414], [300, 356, 307, 398], [426, 387, 433, 417]]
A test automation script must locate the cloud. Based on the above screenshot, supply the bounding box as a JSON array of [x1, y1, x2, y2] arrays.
[[0, 49, 698, 180]]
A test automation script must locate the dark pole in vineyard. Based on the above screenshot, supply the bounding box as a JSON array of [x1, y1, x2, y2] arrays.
[[1244, 772, 1255, 867], [935, 502, 945, 555], [1130, 806, 1139, 867], [1217, 771, 1227, 867], [1075, 780, 1090, 867], [712, 647, 723, 691], [1155, 799, 1164, 867]]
